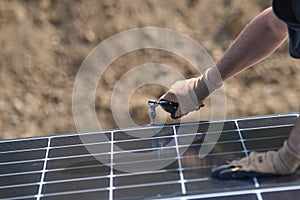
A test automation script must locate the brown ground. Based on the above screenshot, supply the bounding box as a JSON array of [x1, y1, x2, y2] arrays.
[[1, 0, 299, 139]]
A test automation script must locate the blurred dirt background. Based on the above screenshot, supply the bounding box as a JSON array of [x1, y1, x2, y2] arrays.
[[1, 0, 299, 139]]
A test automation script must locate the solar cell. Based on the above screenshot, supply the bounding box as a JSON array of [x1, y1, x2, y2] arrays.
[[0, 113, 299, 200]]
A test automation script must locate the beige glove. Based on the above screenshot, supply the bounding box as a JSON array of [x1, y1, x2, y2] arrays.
[[160, 69, 222, 118], [212, 141, 300, 179]]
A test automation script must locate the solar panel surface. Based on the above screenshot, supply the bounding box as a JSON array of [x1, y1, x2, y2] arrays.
[[0, 113, 299, 200]]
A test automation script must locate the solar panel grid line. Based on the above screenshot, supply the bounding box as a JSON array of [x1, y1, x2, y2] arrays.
[[36, 137, 51, 200], [0, 147, 48, 154], [0, 170, 42, 178], [234, 120, 262, 199], [48, 150, 110, 160], [256, 192, 264, 200], [253, 177, 263, 199], [104, 167, 175, 178], [172, 126, 187, 194], [182, 177, 210, 183], [0, 182, 38, 190], [0, 158, 44, 166], [109, 131, 114, 200], [50, 140, 110, 150], [31, 163, 100, 174], [234, 120, 249, 157], [238, 124, 295, 133], [43, 174, 111, 185]]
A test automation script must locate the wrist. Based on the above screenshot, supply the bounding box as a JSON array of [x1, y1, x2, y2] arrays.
[[206, 66, 223, 89], [193, 68, 222, 104]]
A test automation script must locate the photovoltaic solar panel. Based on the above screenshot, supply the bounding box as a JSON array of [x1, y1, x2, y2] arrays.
[[0, 113, 299, 200]]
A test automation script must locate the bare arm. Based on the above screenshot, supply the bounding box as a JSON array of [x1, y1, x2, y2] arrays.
[[208, 7, 288, 84], [160, 7, 289, 118]]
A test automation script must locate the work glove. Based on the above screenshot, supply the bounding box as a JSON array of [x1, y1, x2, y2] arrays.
[[160, 69, 222, 119], [211, 141, 300, 179]]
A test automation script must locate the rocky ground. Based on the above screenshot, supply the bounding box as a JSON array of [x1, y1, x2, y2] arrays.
[[0, 0, 299, 139]]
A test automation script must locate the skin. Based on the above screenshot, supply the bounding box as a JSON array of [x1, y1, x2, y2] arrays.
[[207, 7, 300, 156]]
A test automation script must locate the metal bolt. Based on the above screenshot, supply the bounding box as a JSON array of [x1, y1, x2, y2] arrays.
[[148, 100, 158, 125]]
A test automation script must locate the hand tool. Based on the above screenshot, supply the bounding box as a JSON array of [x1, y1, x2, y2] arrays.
[[148, 99, 179, 124]]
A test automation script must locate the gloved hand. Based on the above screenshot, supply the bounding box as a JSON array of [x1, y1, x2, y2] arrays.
[[211, 141, 300, 179], [160, 69, 222, 119]]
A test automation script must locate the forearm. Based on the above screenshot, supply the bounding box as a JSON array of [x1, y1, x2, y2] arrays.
[[209, 7, 288, 83]]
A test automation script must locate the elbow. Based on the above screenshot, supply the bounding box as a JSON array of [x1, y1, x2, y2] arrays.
[[268, 7, 288, 41]]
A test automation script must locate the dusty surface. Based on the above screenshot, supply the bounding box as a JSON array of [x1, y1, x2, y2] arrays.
[[0, 0, 299, 139]]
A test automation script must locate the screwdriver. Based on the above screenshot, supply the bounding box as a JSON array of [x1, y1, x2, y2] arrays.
[[148, 99, 179, 124]]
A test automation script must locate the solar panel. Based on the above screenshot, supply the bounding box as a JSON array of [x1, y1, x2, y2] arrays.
[[0, 113, 299, 200]]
